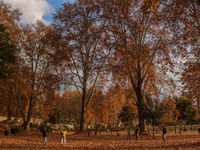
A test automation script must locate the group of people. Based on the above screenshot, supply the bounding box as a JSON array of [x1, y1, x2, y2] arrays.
[[128, 126, 167, 142], [42, 126, 168, 145], [128, 128, 139, 141], [42, 128, 67, 145]]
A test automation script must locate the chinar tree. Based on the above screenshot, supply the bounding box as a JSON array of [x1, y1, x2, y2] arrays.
[[52, 0, 111, 131], [101, 0, 176, 132]]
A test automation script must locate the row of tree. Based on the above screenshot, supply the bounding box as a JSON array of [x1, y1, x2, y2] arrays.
[[0, 0, 199, 132]]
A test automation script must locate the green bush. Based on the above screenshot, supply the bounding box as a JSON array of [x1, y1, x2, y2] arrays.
[[38, 122, 53, 133], [10, 128, 20, 136], [102, 125, 105, 129], [4, 130, 9, 136], [171, 127, 174, 131]]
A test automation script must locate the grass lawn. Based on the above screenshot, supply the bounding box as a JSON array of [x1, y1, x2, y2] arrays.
[[1, 130, 200, 149]]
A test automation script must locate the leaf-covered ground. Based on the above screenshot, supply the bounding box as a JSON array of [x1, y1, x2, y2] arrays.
[[1, 131, 200, 149]]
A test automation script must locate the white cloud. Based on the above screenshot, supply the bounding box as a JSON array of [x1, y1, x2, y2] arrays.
[[3, 0, 54, 24]]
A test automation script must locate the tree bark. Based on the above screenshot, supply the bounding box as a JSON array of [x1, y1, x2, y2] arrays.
[[139, 116, 146, 132], [80, 104, 87, 131], [7, 106, 12, 120], [23, 120, 30, 131], [136, 86, 146, 132], [152, 121, 155, 139], [80, 85, 87, 131]]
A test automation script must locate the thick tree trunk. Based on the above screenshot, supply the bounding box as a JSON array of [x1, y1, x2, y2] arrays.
[[24, 120, 30, 131], [7, 106, 12, 120], [80, 88, 87, 131], [153, 121, 155, 139], [80, 105, 87, 131], [68, 109, 71, 123], [137, 88, 146, 132], [80, 79, 87, 131], [139, 116, 146, 132]]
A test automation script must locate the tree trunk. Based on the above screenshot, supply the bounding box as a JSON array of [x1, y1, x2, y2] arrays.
[[80, 79, 87, 131], [68, 109, 71, 123], [139, 116, 145, 132], [7, 107, 12, 120], [80, 87, 87, 131], [153, 121, 155, 139], [80, 105, 87, 131], [24, 120, 30, 131], [137, 90, 146, 132]]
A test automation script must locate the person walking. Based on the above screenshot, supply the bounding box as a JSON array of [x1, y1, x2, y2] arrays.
[[135, 128, 139, 141], [128, 128, 131, 138], [87, 129, 90, 136], [162, 126, 167, 142], [175, 127, 177, 134], [43, 128, 47, 145], [198, 125, 200, 134], [61, 129, 67, 144]]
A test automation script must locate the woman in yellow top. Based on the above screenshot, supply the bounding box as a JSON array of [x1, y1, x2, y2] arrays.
[[61, 129, 67, 144]]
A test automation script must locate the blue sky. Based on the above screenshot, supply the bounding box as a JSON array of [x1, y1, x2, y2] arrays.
[[43, 0, 75, 22], [3, 0, 75, 24]]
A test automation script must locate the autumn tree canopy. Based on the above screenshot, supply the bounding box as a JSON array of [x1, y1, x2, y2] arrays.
[[0, 24, 16, 80], [1, 0, 200, 132]]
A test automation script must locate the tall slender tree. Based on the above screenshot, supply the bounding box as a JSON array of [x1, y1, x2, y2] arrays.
[[15, 21, 61, 130], [52, 0, 111, 131]]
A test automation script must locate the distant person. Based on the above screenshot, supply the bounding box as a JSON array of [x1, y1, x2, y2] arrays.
[[184, 126, 187, 131], [87, 129, 90, 136], [61, 129, 67, 144], [128, 128, 131, 138], [43, 128, 47, 145], [175, 127, 177, 134], [162, 126, 167, 142], [198, 126, 200, 134], [135, 128, 139, 141]]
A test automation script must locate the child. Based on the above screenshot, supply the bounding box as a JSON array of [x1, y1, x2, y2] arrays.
[[43, 128, 47, 145], [61, 129, 67, 144]]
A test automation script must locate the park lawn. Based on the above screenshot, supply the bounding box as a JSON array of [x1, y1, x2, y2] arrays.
[[0, 131, 200, 149]]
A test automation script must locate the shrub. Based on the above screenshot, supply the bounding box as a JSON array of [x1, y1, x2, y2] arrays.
[[10, 128, 20, 136], [171, 127, 174, 131], [102, 125, 105, 129], [4, 130, 9, 136], [38, 122, 53, 133], [29, 122, 33, 127]]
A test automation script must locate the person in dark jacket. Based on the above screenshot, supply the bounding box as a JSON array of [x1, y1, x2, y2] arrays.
[[162, 126, 167, 142], [128, 128, 131, 138], [43, 128, 47, 145], [135, 128, 139, 141]]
